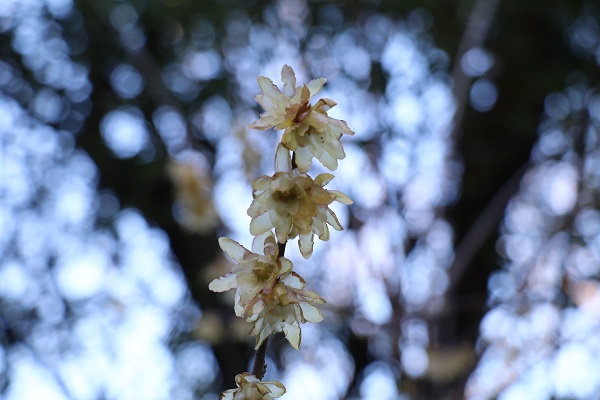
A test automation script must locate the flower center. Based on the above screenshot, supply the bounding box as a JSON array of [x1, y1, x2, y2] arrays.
[[293, 101, 311, 124], [272, 185, 304, 203], [254, 261, 276, 282]]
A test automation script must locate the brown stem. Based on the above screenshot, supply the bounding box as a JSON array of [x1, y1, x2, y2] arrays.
[[251, 337, 269, 379], [277, 241, 287, 257]]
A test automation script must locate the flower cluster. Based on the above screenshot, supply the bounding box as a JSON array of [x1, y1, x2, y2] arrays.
[[249, 65, 354, 172], [247, 265, 325, 350], [210, 65, 353, 397], [209, 232, 325, 349], [221, 373, 285, 400], [248, 144, 351, 258]]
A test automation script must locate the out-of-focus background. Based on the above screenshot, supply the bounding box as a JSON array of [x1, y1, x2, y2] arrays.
[[1, 0, 600, 399]]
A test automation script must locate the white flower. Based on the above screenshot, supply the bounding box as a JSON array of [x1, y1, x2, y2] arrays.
[[249, 65, 354, 172], [247, 145, 352, 258], [221, 373, 286, 400], [209, 233, 292, 316], [210, 231, 325, 350], [247, 270, 325, 350]]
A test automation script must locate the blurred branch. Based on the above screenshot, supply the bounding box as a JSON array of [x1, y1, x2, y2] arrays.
[[447, 162, 527, 293], [449, 0, 500, 145], [444, 0, 501, 292], [447, 87, 596, 294], [477, 92, 595, 399]]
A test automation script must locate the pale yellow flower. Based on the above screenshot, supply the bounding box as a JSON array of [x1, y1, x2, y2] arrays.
[[221, 373, 286, 400], [249, 65, 354, 172], [209, 233, 292, 317], [210, 232, 325, 350], [246, 270, 325, 350], [247, 145, 352, 258]]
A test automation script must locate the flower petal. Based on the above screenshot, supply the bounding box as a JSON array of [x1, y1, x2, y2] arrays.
[[309, 186, 336, 205], [314, 173, 334, 187], [257, 76, 281, 97], [264, 381, 286, 397], [312, 112, 354, 136], [299, 84, 310, 103], [278, 257, 293, 274], [300, 302, 325, 323], [271, 209, 292, 243], [306, 77, 326, 97], [330, 190, 353, 204], [281, 65, 296, 97], [218, 237, 249, 262], [254, 323, 272, 349], [316, 147, 338, 171], [298, 233, 314, 259], [283, 322, 301, 350], [251, 231, 273, 254], [234, 301, 243, 317], [275, 143, 292, 173], [220, 388, 236, 400], [319, 223, 330, 241], [313, 97, 336, 112], [294, 145, 312, 173], [282, 271, 306, 289], [250, 212, 274, 236], [208, 273, 237, 292], [281, 128, 300, 150], [251, 175, 272, 191], [249, 114, 280, 130], [322, 135, 346, 159], [325, 208, 343, 231]]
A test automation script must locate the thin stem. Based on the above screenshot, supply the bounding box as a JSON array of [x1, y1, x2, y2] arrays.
[[251, 337, 269, 379], [277, 241, 287, 258]]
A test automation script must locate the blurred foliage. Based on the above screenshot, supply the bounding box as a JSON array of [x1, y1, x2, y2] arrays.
[[2, 0, 600, 399]]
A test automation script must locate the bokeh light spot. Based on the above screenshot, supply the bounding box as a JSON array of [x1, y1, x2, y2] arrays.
[[469, 79, 498, 112], [100, 107, 149, 158]]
